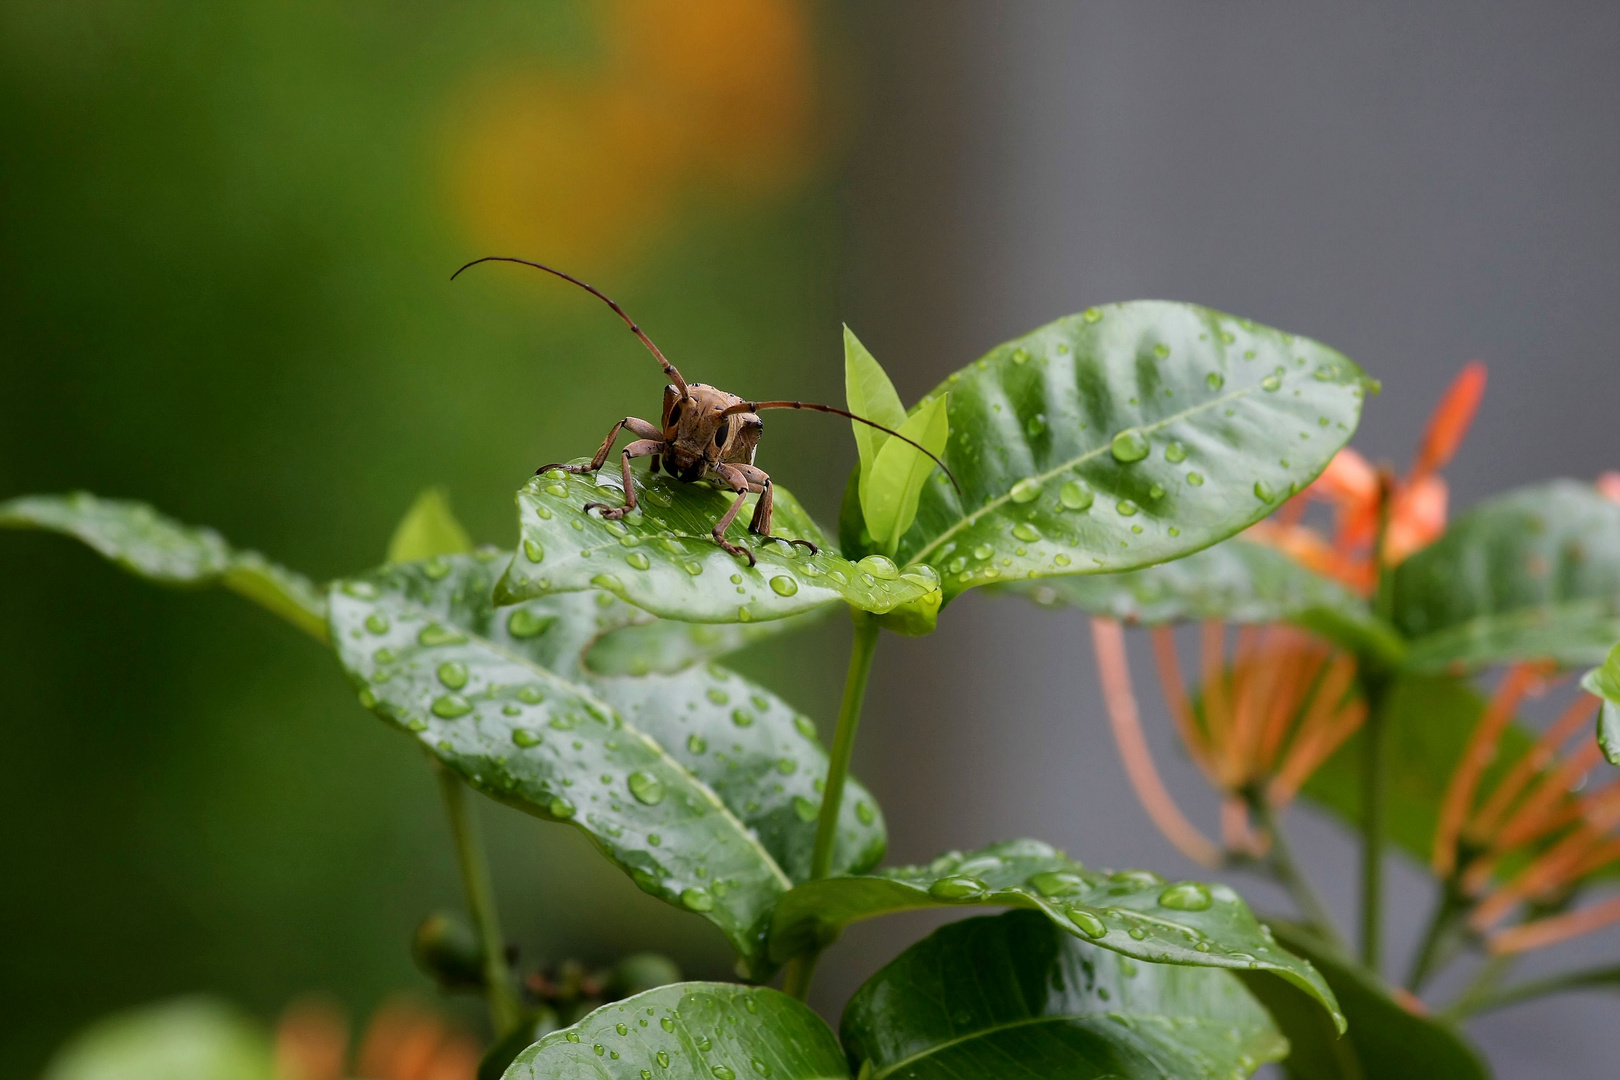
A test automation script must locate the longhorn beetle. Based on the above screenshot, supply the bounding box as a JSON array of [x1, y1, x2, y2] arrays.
[[452, 257, 959, 567]]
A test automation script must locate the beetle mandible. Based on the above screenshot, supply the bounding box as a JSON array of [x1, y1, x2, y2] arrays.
[[453, 256, 958, 567]]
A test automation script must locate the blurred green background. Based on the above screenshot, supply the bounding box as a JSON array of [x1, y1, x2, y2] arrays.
[[0, 1, 855, 1072]]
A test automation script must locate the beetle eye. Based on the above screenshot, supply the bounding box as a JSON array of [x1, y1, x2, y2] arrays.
[[714, 421, 729, 446], [668, 403, 682, 426]]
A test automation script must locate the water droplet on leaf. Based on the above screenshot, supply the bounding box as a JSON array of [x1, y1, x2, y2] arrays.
[[1110, 430, 1150, 463], [628, 771, 666, 805]]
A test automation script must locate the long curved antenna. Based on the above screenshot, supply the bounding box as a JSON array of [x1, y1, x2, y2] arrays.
[[721, 399, 961, 494], [452, 255, 688, 400]]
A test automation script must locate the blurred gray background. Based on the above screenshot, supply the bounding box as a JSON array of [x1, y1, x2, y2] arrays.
[[826, 3, 1620, 1077]]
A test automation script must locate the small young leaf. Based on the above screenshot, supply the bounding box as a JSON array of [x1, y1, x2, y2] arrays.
[[1237, 922, 1488, 1080], [842, 911, 1286, 1080], [1010, 537, 1402, 662], [844, 323, 908, 492], [1581, 643, 1620, 766], [496, 470, 932, 622], [1394, 480, 1620, 672], [768, 838, 1342, 1028], [0, 492, 327, 640], [504, 983, 847, 1080], [839, 302, 1370, 605], [387, 487, 474, 563], [862, 392, 950, 557]]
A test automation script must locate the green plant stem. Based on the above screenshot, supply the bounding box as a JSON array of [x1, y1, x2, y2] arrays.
[[1443, 962, 1620, 1017], [781, 953, 819, 1001], [1360, 472, 1397, 975], [810, 610, 881, 882], [1439, 954, 1516, 1022], [1405, 884, 1468, 992], [1245, 791, 1347, 952], [434, 758, 522, 1037]]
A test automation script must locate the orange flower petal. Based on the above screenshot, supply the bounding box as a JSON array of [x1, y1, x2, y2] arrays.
[[1411, 362, 1487, 481]]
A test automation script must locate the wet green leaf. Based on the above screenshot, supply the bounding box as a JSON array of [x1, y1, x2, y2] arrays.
[[1237, 922, 1487, 1080], [1580, 643, 1620, 765], [841, 910, 1286, 1080], [863, 392, 950, 557], [331, 556, 882, 975], [838, 302, 1369, 604], [1301, 674, 1539, 868], [582, 606, 832, 677], [0, 492, 327, 640], [387, 486, 474, 563], [42, 996, 273, 1080], [769, 838, 1342, 1028], [496, 470, 931, 623], [1394, 480, 1620, 672], [502, 982, 846, 1080], [1010, 537, 1402, 661]]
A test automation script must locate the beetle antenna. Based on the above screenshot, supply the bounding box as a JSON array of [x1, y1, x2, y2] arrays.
[[452, 255, 688, 400], [722, 400, 962, 494]]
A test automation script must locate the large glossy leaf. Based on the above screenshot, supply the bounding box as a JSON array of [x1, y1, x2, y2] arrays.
[[581, 606, 832, 677], [1394, 480, 1620, 672], [841, 910, 1286, 1080], [837, 302, 1369, 603], [1010, 536, 1402, 661], [1300, 674, 1538, 867], [1580, 643, 1620, 765], [0, 492, 327, 639], [502, 983, 846, 1080], [1237, 922, 1488, 1080], [330, 555, 882, 976], [42, 997, 274, 1080], [496, 470, 934, 623], [769, 838, 1342, 1027]]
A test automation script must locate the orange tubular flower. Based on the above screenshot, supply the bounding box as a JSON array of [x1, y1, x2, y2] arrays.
[[1249, 361, 1487, 592], [276, 997, 478, 1080], [1091, 617, 1366, 863]]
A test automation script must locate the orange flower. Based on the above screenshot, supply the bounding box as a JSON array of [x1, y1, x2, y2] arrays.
[[275, 997, 478, 1080], [1249, 361, 1486, 593]]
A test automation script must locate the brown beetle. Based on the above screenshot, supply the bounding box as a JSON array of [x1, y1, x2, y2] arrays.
[[453, 256, 957, 566]]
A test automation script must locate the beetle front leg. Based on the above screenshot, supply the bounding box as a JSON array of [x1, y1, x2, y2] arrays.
[[583, 440, 663, 520], [738, 464, 819, 554], [537, 417, 661, 476], [709, 464, 759, 566]]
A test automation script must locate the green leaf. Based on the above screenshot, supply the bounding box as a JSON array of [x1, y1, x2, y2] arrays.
[[503, 982, 847, 1080], [1237, 922, 1487, 1080], [388, 486, 475, 563], [863, 392, 950, 557], [496, 471, 934, 623], [1580, 642, 1620, 765], [1010, 537, 1403, 662], [1301, 674, 1539, 867], [0, 492, 327, 640], [839, 302, 1368, 604], [330, 555, 883, 975], [1394, 480, 1620, 672], [582, 606, 832, 677], [42, 996, 274, 1080], [768, 838, 1342, 1028], [841, 910, 1286, 1080], [844, 323, 909, 493]]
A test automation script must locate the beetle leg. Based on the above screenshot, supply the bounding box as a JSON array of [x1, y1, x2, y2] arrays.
[[537, 417, 661, 475], [709, 463, 758, 565], [737, 464, 819, 554], [584, 440, 663, 520]]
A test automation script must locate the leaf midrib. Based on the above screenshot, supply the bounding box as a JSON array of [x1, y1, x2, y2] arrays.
[[365, 587, 795, 893], [909, 383, 1272, 567], [866, 1010, 1254, 1079]]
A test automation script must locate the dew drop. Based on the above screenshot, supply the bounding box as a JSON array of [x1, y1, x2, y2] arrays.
[[1129, 927, 1148, 940], [512, 729, 542, 748], [591, 573, 625, 592], [1153, 342, 1170, 359], [431, 694, 472, 719], [751, 1060, 770, 1077], [628, 771, 666, 805], [437, 661, 469, 690], [681, 888, 714, 912], [769, 576, 798, 596], [508, 608, 554, 639], [365, 613, 390, 634], [687, 734, 707, 754], [418, 625, 467, 647], [856, 800, 876, 824], [1012, 522, 1041, 542], [1027, 871, 1085, 897], [1110, 869, 1164, 887], [1110, 429, 1150, 463], [1186, 472, 1205, 486], [730, 710, 753, 729], [1025, 413, 1047, 438], [684, 561, 703, 576], [793, 796, 818, 822], [1158, 882, 1214, 911], [1165, 441, 1188, 463], [973, 543, 994, 560], [523, 539, 545, 563], [928, 876, 987, 900], [712, 1069, 735, 1080], [1068, 908, 1108, 938], [626, 551, 651, 571], [1009, 477, 1042, 503], [548, 797, 576, 819], [1148, 484, 1165, 500], [518, 685, 545, 704], [1059, 480, 1095, 510], [1261, 374, 1282, 392], [423, 556, 450, 581], [1254, 480, 1277, 503], [1083, 307, 1103, 323], [1053, 553, 1071, 567], [1206, 372, 1225, 390], [1116, 500, 1139, 517]]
